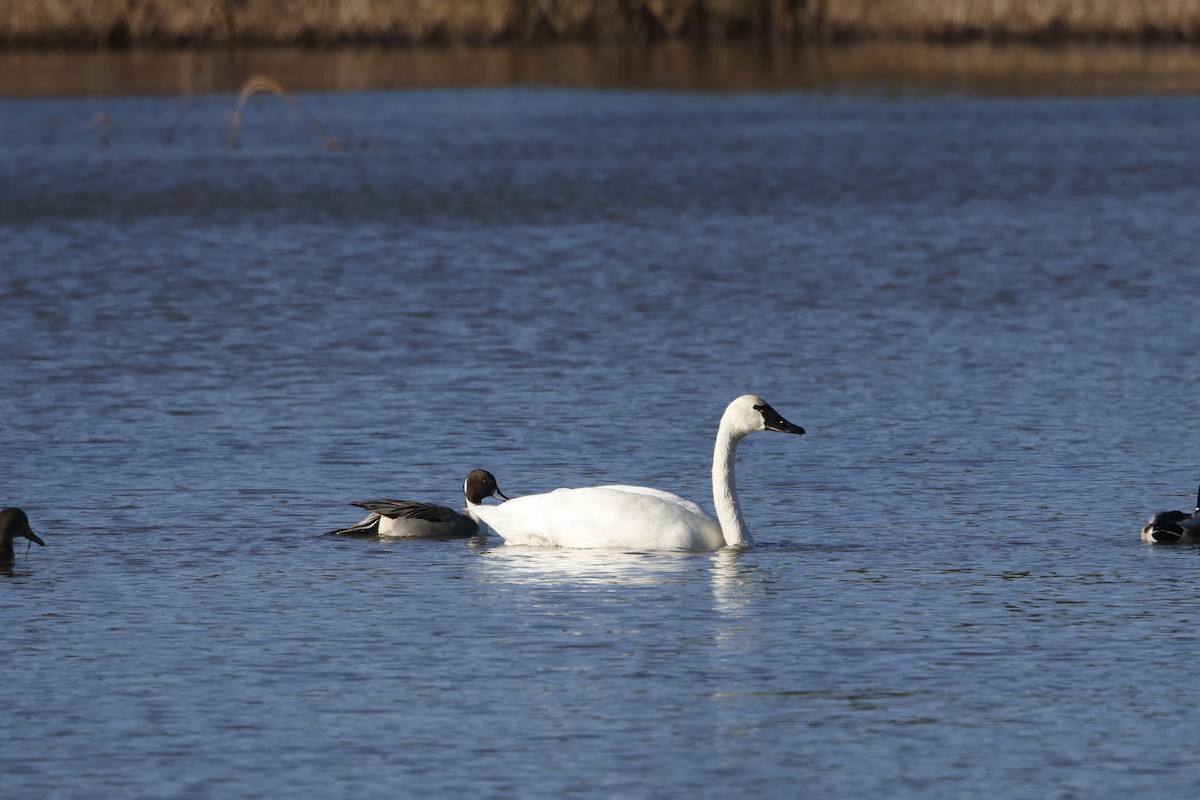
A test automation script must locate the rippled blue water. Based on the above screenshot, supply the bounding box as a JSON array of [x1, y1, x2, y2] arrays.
[[3, 85, 1200, 797]]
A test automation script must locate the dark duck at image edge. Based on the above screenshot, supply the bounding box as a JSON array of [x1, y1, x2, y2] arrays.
[[1, 508, 46, 568], [1141, 485, 1200, 544]]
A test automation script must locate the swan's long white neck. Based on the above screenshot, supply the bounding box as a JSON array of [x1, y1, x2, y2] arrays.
[[712, 418, 753, 548]]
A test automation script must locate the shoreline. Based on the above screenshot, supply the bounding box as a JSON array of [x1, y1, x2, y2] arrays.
[[5, 41, 1200, 98], [4, 1, 1200, 49]]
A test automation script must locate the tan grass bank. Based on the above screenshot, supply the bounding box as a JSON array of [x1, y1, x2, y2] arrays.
[[3, 1, 1200, 47]]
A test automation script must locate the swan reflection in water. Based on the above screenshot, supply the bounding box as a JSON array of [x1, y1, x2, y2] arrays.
[[472, 544, 772, 610], [710, 547, 758, 615], [473, 545, 716, 587]]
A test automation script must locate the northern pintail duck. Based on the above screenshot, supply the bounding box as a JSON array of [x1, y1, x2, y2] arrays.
[[327, 469, 508, 538], [1142, 485, 1200, 544]]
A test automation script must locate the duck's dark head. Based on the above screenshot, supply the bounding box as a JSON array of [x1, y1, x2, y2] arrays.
[[464, 469, 509, 505], [1, 507, 45, 547]]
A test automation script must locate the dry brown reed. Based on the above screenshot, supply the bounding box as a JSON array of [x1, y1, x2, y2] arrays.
[[3, 0, 1200, 46], [225, 74, 342, 149]]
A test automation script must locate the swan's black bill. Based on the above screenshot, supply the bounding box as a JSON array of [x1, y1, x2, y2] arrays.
[[754, 403, 806, 436]]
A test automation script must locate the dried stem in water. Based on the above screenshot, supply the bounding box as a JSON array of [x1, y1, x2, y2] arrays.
[[226, 75, 342, 150]]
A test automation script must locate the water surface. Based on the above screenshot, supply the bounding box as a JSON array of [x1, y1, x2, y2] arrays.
[[3, 80, 1200, 797]]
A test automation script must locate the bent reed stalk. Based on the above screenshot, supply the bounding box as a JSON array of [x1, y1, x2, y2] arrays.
[[3, 0, 1200, 46], [225, 75, 342, 150]]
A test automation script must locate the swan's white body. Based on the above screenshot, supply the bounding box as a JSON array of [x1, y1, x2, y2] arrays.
[[483, 485, 724, 549], [471, 395, 804, 550]]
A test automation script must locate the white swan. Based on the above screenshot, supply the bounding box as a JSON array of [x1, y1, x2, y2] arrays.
[[470, 395, 805, 550], [326, 469, 508, 538], [1141, 484, 1200, 544]]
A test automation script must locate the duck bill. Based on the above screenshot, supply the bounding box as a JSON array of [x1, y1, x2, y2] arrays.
[[493, 489, 510, 501], [26, 530, 45, 547]]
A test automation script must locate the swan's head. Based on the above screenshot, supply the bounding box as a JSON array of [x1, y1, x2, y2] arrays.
[[724, 395, 806, 439], [1, 507, 45, 547], [464, 469, 510, 505]]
